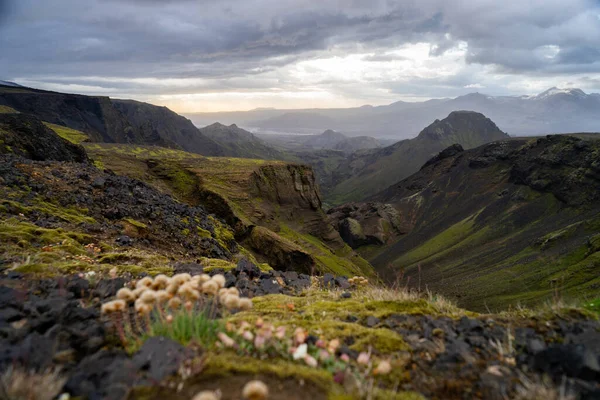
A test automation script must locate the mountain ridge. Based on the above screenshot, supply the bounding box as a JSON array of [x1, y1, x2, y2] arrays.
[[186, 87, 600, 138]]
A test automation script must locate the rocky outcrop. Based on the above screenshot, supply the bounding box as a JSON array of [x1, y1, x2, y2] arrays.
[[246, 226, 314, 274], [421, 143, 464, 170], [0, 113, 88, 162], [328, 202, 404, 248], [252, 164, 322, 211]]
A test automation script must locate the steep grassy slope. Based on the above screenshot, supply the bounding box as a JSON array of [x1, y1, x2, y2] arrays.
[[326, 111, 509, 204], [85, 144, 374, 277], [365, 136, 600, 310]]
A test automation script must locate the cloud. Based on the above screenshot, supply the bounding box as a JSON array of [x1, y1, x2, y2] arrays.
[[0, 0, 599, 110]]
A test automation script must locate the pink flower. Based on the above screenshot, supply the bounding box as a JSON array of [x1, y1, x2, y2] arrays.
[[294, 327, 307, 345], [274, 326, 286, 339], [316, 339, 327, 349], [340, 354, 350, 363], [373, 360, 392, 375], [318, 349, 331, 361], [328, 338, 340, 352], [304, 354, 318, 368], [242, 331, 254, 341], [254, 334, 266, 349], [333, 371, 345, 384], [218, 332, 237, 348], [357, 351, 370, 365]]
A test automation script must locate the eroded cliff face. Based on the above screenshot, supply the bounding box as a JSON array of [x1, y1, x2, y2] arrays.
[[252, 164, 321, 211], [84, 147, 375, 277]]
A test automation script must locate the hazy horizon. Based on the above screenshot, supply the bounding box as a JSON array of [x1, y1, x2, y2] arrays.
[[1, 0, 600, 113]]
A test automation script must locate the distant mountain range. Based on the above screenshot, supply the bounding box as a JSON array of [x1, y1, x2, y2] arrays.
[[185, 87, 600, 139]]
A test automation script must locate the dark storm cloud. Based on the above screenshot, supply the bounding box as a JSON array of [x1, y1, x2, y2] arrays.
[[1, 0, 599, 99]]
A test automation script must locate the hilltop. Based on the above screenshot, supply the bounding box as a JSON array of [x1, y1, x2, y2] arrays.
[[199, 122, 292, 160], [325, 111, 509, 204]]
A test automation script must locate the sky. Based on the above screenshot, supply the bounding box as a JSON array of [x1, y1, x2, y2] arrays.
[[1, 0, 600, 112]]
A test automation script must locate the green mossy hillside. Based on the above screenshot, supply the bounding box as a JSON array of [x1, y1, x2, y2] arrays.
[[43, 122, 89, 144]]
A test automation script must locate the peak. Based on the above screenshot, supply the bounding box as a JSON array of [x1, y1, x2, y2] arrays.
[[536, 87, 587, 99], [417, 111, 506, 141]]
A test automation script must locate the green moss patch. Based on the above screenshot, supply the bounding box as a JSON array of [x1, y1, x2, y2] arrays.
[[43, 122, 89, 144]]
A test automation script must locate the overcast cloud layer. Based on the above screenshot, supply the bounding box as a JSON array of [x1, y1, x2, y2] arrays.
[[1, 0, 599, 111]]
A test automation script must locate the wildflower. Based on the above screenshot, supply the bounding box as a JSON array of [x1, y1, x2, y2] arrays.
[[166, 314, 173, 324], [133, 287, 148, 298], [178, 283, 195, 298], [192, 391, 221, 400], [292, 343, 308, 360], [223, 294, 240, 310], [135, 302, 152, 315], [328, 338, 340, 353], [274, 326, 286, 340], [357, 352, 370, 365], [112, 299, 126, 312], [101, 301, 117, 314], [254, 334, 266, 349], [316, 339, 327, 349], [373, 360, 392, 375], [184, 301, 194, 311], [294, 327, 307, 345], [238, 298, 253, 311], [340, 354, 350, 363], [116, 288, 136, 303], [136, 277, 153, 289], [211, 274, 226, 289], [139, 290, 157, 305], [217, 332, 236, 348], [201, 280, 219, 295], [172, 273, 192, 285], [152, 274, 170, 290], [304, 354, 318, 368], [217, 288, 229, 303], [168, 297, 182, 309], [257, 326, 273, 341], [242, 331, 254, 341], [155, 290, 172, 304], [166, 283, 179, 296], [255, 317, 264, 328], [242, 380, 269, 400], [318, 349, 331, 361]]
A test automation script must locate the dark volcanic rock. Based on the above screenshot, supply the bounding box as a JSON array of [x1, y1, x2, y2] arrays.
[[421, 143, 464, 170], [0, 113, 88, 162], [328, 202, 404, 249]]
